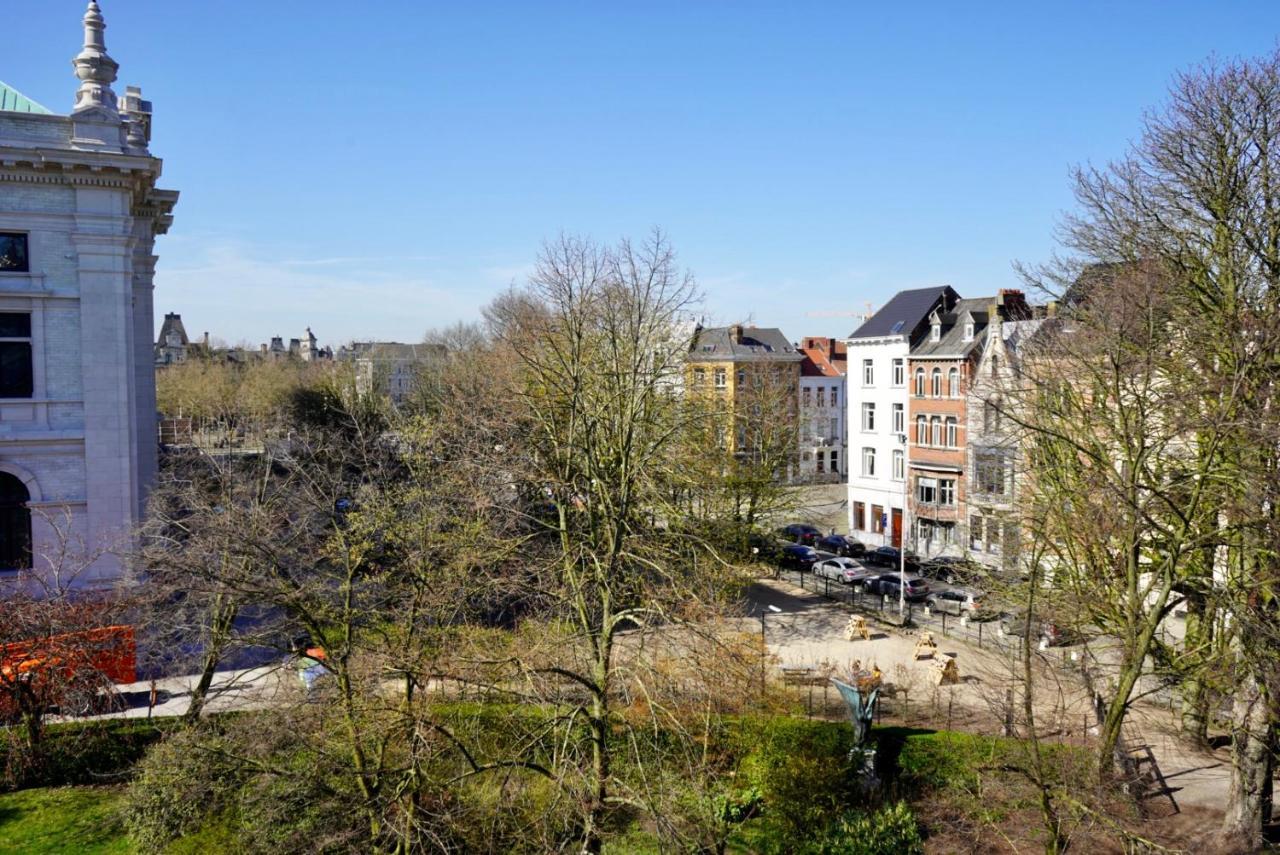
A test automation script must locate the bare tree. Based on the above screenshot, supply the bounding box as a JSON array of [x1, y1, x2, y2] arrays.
[[1019, 49, 1280, 848]]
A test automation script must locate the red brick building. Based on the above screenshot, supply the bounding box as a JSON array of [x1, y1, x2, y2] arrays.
[[906, 292, 1030, 557]]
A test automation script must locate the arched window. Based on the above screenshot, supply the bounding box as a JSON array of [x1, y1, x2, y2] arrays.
[[991, 355, 999, 378], [0, 473, 31, 570], [931, 368, 941, 397], [948, 367, 959, 398], [945, 417, 958, 447], [930, 416, 942, 446], [914, 368, 925, 397], [915, 414, 927, 445]]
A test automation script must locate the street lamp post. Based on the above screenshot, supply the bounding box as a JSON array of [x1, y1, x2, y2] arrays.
[[898, 432, 908, 617], [760, 604, 782, 697]]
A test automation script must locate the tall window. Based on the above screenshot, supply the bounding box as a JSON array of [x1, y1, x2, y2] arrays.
[[930, 416, 942, 447], [983, 399, 1002, 432], [0, 314, 33, 399], [802, 386, 812, 406], [853, 501, 866, 531], [830, 450, 839, 472], [0, 473, 31, 570], [892, 449, 904, 480], [0, 234, 29, 273], [939, 478, 955, 506], [991, 355, 999, 378], [930, 368, 941, 397], [871, 504, 884, 533], [830, 417, 839, 439], [914, 368, 925, 397], [915, 415, 927, 445], [817, 387, 826, 407], [862, 402, 875, 432], [945, 416, 958, 448], [892, 403, 904, 435], [948, 367, 959, 397], [892, 358, 904, 387], [693, 368, 706, 386], [862, 358, 874, 386], [713, 368, 726, 389], [862, 447, 876, 477], [737, 368, 745, 386], [969, 515, 983, 551], [830, 386, 838, 407], [975, 450, 1008, 495]]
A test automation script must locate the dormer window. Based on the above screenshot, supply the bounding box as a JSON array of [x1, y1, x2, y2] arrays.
[[930, 323, 940, 343], [963, 322, 974, 342]]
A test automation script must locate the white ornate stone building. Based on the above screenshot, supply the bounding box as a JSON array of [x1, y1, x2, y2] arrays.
[[0, 2, 177, 584]]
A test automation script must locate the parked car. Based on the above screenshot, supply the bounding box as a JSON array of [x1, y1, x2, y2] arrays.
[[865, 546, 920, 570], [918, 555, 986, 585], [778, 524, 823, 546], [748, 532, 785, 561], [865, 573, 930, 601], [999, 612, 1080, 646], [778, 544, 820, 571], [812, 557, 866, 584], [925, 588, 985, 616], [817, 534, 865, 557]]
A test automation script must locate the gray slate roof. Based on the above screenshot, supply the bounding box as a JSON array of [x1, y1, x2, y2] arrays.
[[687, 326, 802, 362], [910, 297, 994, 358], [849, 286, 959, 340]]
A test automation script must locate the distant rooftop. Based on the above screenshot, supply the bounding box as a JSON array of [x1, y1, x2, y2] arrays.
[[0, 81, 52, 115], [687, 325, 803, 363], [849, 286, 959, 340]]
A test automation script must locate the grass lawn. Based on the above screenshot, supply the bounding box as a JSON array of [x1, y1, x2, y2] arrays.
[[0, 786, 129, 854]]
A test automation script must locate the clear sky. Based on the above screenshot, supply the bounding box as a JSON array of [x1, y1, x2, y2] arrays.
[[7, 2, 1279, 348]]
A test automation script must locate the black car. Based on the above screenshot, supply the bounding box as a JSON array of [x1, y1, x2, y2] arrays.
[[866, 546, 919, 570], [817, 534, 865, 558], [778, 544, 820, 570], [865, 573, 931, 601], [779, 524, 823, 546]]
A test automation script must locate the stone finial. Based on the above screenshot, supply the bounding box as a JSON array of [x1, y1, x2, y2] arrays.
[[72, 1, 120, 117]]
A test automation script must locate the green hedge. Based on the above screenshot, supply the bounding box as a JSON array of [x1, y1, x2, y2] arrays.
[[1, 718, 176, 791]]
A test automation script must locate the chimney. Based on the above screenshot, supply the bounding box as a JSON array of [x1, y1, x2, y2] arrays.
[[202, 331, 209, 348], [729, 324, 744, 344], [996, 289, 1031, 320]]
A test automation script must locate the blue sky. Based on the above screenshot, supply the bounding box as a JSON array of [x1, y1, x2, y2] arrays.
[[8, 2, 1279, 347]]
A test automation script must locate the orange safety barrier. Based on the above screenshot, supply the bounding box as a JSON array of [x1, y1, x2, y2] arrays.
[[0, 625, 136, 686]]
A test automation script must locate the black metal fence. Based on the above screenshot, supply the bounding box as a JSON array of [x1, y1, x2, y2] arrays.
[[778, 567, 1055, 660]]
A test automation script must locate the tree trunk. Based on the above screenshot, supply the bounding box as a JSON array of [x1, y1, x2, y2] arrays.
[[183, 594, 238, 724], [1179, 588, 1213, 749], [1216, 662, 1271, 853], [582, 630, 613, 855]]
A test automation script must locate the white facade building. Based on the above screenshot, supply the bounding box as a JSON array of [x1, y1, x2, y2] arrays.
[[797, 337, 846, 480], [844, 287, 956, 546], [0, 2, 177, 584]]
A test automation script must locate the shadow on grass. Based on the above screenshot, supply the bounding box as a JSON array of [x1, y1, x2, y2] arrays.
[[870, 725, 937, 785]]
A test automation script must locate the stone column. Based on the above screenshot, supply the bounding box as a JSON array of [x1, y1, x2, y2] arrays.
[[73, 186, 137, 584]]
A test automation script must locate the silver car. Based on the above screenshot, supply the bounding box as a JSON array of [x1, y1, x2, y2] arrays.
[[925, 588, 985, 616], [812, 556, 864, 584]]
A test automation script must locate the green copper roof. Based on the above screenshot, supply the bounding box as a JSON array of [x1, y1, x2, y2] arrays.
[[0, 81, 53, 115]]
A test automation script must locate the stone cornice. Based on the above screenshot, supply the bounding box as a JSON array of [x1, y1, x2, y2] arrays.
[[0, 147, 162, 184]]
